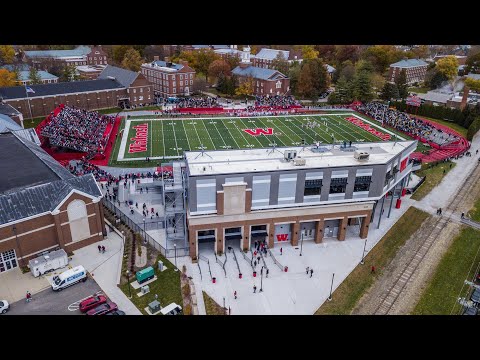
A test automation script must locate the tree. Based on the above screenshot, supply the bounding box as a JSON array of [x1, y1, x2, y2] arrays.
[[61, 64, 79, 82], [335, 45, 360, 64], [0, 69, 18, 87], [112, 45, 131, 64], [412, 45, 430, 59], [208, 60, 231, 81], [172, 50, 197, 69], [316, 45, 336, 63], [194, 49, 220, 81], [121, 48, 143, 72], [301, 45, 319, 60], [371, 72, 386, 92], [235, 76, 254, 96], [465, 78, 480, 93], [217, 73, 236, 96], [143, 45, 165, 62], [270, 52, 289, 75], [362, 45, 403, 74], [225, 55, 240, 70], [336, 60, 355, 82], [353, 70, 374, 102], [436, 56, 459, 81], [328, 76, 353, 104], [296, 58, 329, 99], [0, 45, 15, 64], [425, 67, 448, 89], [395, 69, 409, 99], [288, 62, 302, 95], [465, 52, 480, 74], [380, 82, 399, 100], [28, 67, 42, 85]]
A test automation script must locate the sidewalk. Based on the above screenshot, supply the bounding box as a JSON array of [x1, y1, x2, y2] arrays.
[[69, 231, 142, 315]]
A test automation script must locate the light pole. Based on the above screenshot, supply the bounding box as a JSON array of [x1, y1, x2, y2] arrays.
[[360, 238, 367, 265], [173, 243, 178, 271], [260, 266, 264, 292], [126, 270, 132, 298], [300, 232, 304, 256], [223, 296, 226, 311], [327, 273, 335, 301], [143, 218, 146, 237]]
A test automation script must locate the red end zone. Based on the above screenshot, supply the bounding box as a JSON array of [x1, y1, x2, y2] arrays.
[[128, 123, 149, 153], [345, 117, 391, 141]]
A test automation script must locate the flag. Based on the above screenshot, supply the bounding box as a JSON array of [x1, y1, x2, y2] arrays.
[[26, 86, 35, 94]]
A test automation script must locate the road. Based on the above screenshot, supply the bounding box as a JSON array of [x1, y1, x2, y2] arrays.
[[6, 278, 102, 315]]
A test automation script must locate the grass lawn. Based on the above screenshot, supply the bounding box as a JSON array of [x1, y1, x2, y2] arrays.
[[411, 161, 456, 201], [467, 196, 480, 222], [119, 253, 182, 315], [417, 115, 468, 138], [23, 116, 46, 129], [408, 86, 429, 94], [412, 227, 480, 315], [315, 207, 430, 315], [202, 291, 226, 315]]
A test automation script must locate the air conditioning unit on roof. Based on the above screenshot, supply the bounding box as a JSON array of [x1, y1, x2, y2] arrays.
[[354, 150, 370, 161]]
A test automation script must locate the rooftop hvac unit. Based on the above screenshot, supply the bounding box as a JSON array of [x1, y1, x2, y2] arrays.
[[284, 150, 297, 161], [354, 150, 370, 161], [294, 158, 306, 166]]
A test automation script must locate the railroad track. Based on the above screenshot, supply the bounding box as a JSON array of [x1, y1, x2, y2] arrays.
[[373, 163, 480, 315]]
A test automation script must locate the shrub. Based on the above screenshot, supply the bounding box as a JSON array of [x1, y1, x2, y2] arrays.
[[184, 304, 192, 315], [182, 284, 191, 298], [467, 116, 480, 141]]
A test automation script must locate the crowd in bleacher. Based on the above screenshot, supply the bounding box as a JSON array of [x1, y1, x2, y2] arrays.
[[41, 106, 116, 154], [162, 96, 219, 108], [357, 102, 459, 146], [228, 108, 296, 117], [254, 95, 299, 109]]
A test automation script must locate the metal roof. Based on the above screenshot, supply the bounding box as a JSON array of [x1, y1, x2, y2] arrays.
[[24, 46, 91, 59], [18, 70, 58, 81], [0, 114, 22, 132], [98, 65, 139, 88], [0, 102, 22, 116], [0, 132, 102, 225], [255, 49, 289, 61], [0, 79, 124, 100], [390, 59, 428, 68], [232, 65, 287, 80], [150, 60, 184, 71]]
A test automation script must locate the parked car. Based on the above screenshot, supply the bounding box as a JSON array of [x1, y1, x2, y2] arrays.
[[79, 295, 107, 313], [106, 309, 126, 315], [160, 303, 182, 315], [86, 302, 118, 315], [462, 306, 478, 315], [0, 300, 9, 314], [470, 288, 480, 305]]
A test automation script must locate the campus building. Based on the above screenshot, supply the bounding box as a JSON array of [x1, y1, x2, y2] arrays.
[[140, 57, 196, 97], [232, 47, 290, 96], [252, 48, 302, 68], [1, 64, 58, 85], [0, 131, 105, 271], [24, 46, 92, 67], [388, 59, 428, 85], [185, 140, 417, 260]]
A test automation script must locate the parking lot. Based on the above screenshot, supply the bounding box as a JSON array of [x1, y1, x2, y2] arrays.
[[5, 277, 103, 315]]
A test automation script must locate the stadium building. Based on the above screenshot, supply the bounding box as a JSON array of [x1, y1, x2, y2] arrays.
[[0, 131, 105, 271], [184, 140, 417, 259]]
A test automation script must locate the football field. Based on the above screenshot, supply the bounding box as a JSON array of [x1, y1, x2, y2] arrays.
[[116, 113, 404, 161]]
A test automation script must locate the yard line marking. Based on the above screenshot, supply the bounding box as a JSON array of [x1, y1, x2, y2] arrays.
[[210, 119, 233, 148], [180, 119, 192, 152], [199, 119, 218, 151], [226, 118, 252, 147], [255, 117, 288, 146], [161, 119, 166, 158], [285, 116, 327, 144], [237, 117, 266, 148], [188, 118, 204, 150], [117, 118, 131, 161], [171, 120, 180, 157]]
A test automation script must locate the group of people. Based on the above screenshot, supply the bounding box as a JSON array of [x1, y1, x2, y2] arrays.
[[254, 95, 299, 109], [41, 105, 116, 154], [165, 96, 220, 109], [357, 102, 460, 146], [227, 108, 296, 117]]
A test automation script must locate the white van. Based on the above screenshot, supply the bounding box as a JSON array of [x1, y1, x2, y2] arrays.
[[160, 303, 182, 315], [51, 265, 87, 291]]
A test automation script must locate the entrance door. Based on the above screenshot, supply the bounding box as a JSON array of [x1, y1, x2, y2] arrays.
[[184, 87, 190, 96], [0, 249, 18, 273], [324, 220, 340, 238]]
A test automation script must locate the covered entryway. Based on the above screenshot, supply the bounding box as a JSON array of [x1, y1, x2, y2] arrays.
[[300, 222, 316, 241], [118, 98, 130, 109], [274, 224, 291, 244], [225, 227, 242, 251], [324, 220, 340, 238], [0, 249, 18, 274], [198, 229, 215, 254], [250, 225, 268, 247]]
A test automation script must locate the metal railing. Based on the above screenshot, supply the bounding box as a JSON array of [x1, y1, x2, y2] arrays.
[[214, 252, 226, 277], [231, 249, 242, 275], [199, 254, 213, 280], [259, 249, 269, 272], [197, 261, 203, 281], [240, 250, 255, 271], [268, 248, 284, 271], [102, 197, 189, 258]]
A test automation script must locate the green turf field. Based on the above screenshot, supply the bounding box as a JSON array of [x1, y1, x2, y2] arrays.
[[116, 113, 404, 161]]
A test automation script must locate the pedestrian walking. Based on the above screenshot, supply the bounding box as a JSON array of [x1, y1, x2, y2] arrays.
[[371, 265, 376, 274], [254, 250, 257, 256], [266, 269, 269, 278], [253, 285, 257, 293], [306, 266, 310, 275], [254, 241, 258, 249], [26, 291, 32, 303], [257, 256, 260, 263], [280, 247, 283, 255], [234, 290, 237, 299], [98, 245, 102, 253], [136, 202, 138, 208], [254, 260, 257, 267], [146, 187, 149, 193], [310, 269, 313, 278], [155, 294, 158, 301], [461, 212, 465, 219], [228, 306, 231, 315], [102, 245, 106, 253]]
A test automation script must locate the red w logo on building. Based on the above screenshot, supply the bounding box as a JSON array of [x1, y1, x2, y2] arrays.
[[244, 128, 274, 136], [276, 234, 288, 242]]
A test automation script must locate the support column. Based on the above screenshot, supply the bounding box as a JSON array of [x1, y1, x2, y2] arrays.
[[291, 221, 300, 246], [189, 227, 197, 261], [377, 195, 385, 229], [360, 212, 372, 239], [387, 189, 394, 218], [94, 202, 104, 239], [98, 201, 106, 236], [215, 227, 224, 255], [337, 216, 348, 241], [268, 222, 275, 248], [53, 213, 66, 249], [315, 219, 324, 244], [242, 224, 250, 251]]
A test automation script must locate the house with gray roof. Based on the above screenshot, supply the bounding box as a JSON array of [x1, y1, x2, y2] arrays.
[[0, 131, 105, 271], [1, 65, 58, 85], [389, 58, 429, 85], [252, 48, 302, 69], [232, 47, 290, 96], [24, 46, 92, 67]]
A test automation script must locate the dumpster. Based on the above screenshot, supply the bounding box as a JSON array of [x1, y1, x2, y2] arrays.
[[136, 266, 155, 284]]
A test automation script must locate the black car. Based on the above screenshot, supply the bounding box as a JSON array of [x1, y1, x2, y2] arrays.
[[462, 306, 478, 315], [106, 309, 126, 315], [470, 288, 480, 304]]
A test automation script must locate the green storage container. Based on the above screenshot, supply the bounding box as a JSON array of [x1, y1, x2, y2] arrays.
[[136, 266, 155, 284]]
